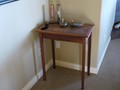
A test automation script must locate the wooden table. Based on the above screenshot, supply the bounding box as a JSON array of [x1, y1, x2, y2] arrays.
[[36, 24, 94, 89]]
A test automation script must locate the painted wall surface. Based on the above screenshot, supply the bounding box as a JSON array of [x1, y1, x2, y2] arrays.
[[99, 0, 117, 64], [55, 0, 101, 68], [0, 0, 50, 90], [115, 0, 120, 22]]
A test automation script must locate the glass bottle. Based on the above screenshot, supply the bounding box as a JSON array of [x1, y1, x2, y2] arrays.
[[56, 0, 62, 24]]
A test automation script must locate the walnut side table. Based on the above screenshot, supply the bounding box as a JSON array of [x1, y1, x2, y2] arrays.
[[36, 24, 94, 89]]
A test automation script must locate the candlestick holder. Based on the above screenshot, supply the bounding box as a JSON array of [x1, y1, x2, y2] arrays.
[[50, 4, 56, 24]]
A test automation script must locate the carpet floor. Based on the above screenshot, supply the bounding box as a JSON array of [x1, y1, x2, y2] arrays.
[[31, 39, 120, 90]]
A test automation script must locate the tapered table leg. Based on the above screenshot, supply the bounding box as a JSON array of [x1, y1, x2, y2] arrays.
[[51, 40, 56, 69], [87, 34, 92, 76], [39, 33, 46, 80], [81, 39, 86, 89]]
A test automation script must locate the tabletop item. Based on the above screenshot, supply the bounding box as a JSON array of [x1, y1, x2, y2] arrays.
[[59, 19, 68, 27], [57, 4, 62, 24], [50, 4, 56, 23], [70, 20, 84, 27], [70, 22, 84, 27], [41, 23, 49, 30]]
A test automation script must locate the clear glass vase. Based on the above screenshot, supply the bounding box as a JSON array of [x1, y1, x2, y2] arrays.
[[57, 4, 62, 24]]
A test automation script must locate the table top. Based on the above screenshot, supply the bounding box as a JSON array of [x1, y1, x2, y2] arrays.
[[36, 24, 94, 38]]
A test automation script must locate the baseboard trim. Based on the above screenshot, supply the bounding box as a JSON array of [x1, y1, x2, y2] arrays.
[[22, 76, 37, 90], [96, 36, 111, 73], [22, 60, 53, 90], [56, 60, 97, 74]]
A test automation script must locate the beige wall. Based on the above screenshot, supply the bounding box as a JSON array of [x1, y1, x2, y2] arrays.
[[0, 0, 49, 90], [55, 0, 102, 68]]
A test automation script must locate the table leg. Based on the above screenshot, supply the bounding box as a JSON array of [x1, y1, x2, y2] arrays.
[[81, 39, 86, 89], [87, 34, 92, 76], [51, 40, 56, 69], [39, 33, 46, 80]]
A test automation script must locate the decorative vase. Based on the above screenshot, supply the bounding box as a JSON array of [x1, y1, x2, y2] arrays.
[[57, 4, 62, 24]]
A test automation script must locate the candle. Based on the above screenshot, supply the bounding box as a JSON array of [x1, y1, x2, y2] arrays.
[[42, 5, 45, 22], [50, 4, 54, 19]]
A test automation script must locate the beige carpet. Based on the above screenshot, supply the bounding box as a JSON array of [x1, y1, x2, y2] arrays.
[[31, 39, 120, 90]]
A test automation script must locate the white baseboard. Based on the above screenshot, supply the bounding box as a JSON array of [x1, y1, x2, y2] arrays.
[[96, 36, 111, 73], [56, 60, 97, 74], [22, 60, 53, 90], [56, 60, 80, 70], [22, 76, 37, 90]]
